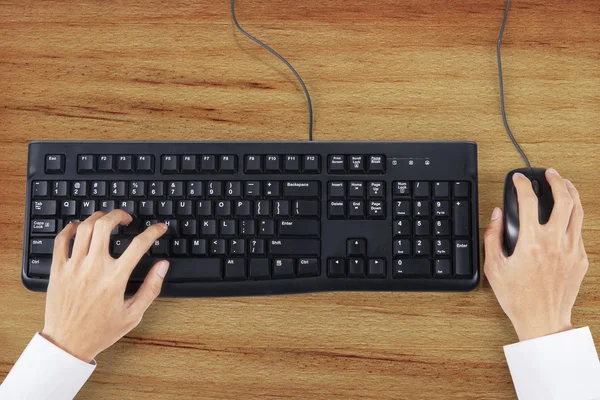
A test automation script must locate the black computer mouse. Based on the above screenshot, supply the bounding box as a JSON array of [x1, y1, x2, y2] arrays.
[[503, 168, 554, 255]]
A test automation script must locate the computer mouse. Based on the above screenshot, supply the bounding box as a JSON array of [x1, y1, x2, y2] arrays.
[[503, 168, 554, 255]]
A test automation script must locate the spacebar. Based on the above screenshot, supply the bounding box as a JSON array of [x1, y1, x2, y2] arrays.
[[167, 258, 223, 282]]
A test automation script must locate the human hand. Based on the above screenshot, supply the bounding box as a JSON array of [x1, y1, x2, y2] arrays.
[[483, 168, 588, 341], [41, 210, 169, 362]]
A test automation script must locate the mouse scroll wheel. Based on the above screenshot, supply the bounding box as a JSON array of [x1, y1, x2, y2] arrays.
[[531, 179, 541, 196]]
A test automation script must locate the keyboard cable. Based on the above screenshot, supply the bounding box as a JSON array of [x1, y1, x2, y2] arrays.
[[231, 0, 314, 141], [497, 0, 532, 168]]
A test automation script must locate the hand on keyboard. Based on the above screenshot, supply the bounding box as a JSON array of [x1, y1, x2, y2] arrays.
[[484, 170, 588, 341], [40, 210, 169, 362]]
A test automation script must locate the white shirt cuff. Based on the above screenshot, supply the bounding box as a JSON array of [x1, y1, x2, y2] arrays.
[[504, 327, 600, 400], [0, 333, 96, 400]]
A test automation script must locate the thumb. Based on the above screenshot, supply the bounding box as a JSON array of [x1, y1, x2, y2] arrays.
[[483, 208, 505, 273], [127, 260, 169, 321]]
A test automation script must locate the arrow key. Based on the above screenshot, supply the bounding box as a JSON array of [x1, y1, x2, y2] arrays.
[[346, 238, 366, 257], [327, 258, 345, 278], [367, 259, 386, 278]]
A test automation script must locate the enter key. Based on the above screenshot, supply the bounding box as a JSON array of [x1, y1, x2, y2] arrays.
[[278, 220, 320, 237]]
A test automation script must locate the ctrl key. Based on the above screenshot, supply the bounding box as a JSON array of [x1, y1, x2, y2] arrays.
[[29, 258, 51, 278]]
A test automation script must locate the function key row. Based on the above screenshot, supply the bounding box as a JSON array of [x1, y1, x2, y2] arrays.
[[328, 155, 385, 174], [76, 155, 155, 174], [244, 155, 320, 174], [393, 181, 469, 199]]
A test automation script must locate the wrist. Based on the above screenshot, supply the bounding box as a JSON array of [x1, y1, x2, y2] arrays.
[[513, 320, 573, 342], [40, 329, 95, 363]]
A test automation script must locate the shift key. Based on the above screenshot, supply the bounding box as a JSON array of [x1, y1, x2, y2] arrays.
[[269, 239, 320, 256], [30, 238, 55, 255]]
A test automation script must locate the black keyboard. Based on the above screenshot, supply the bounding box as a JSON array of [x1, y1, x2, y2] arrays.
[[23, 141, 479, 297]]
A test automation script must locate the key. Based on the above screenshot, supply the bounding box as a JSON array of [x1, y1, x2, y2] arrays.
[[206, 181, 222, 198], [297, 258, 319, 277], [259, 220, 275, 236], [249, 258, 270, 279], [197, 200, 213, 217], [367, 259, 386, 278], [98, 155, 114, 172], [294, 200, 319, 217], [30, 238, 54, 255], [157, 201, 173, 216], [53, 181, 68, 198], [239, 220, 256, 236], [112, 238, 132, 256], [367, 155, 385, 173], [32, 181, 49, 198], [414, 182, 430, 198], [454, 240, 471, 277], [435, 239, 451, 256], [278, 220, 319, 237], [28, 258, 51, 277], [210, 239, 226, 255], [61, 200, 77, 217], [216, 200, 232, 217], [201, 220, 217, 236], [368, 182, 385, 199], [434, 219, 450, 236], [347, 238, 366, 256], [453, 182, 469, 198], [264, 181, 280, 198], [244, 155, 262, 173], [225, 258, 246, 280], [273, 200, 290, 218], [111, 181, 126, 198], [181, 155, 197, 173], [348, 258, 366, 278], [136, 155, 154, 172], [168, 182, 184, 199], [328, 182, 345, 198], [148, 181, 165, 198], [117, 155, 134, 172], [394, 201, 410, 217], [219, 155, 237, 173], [269, 239, 320, 256], [348, 155, 365, 173], [118, 200, 135, 216], [32, 200, 57, 216], [181, 219, 197, 236], [393, 239, 411, 256], [394, 219, 411, 236], [31, 219, 56, 234], [453, 201, 470, 236], [348, 201, 365, 219], [91, 181, 107, 198], [249, 238, 265, 255], [414, 219, 430, 236], [129, 181, 145, 198], [434, 259, 452, 278], [255, 200, 270, 217], [265, 155, 281, 173], [163, 219, 179, 235], [284, 181, 319, 198], [172, 238, 188, 256], [328, 155, 346, 173], [273, 258, 295, 278], [394, 181, 410, 198], [99, 200, 115, 213], [328, 201, 345, 219], [303, 155, 320, 173], [200, 155, 217, 172], [327, 258, 345, 278], [245, 181, 261, 198], [434, 182, 450, 198], [45, 154, 64, 174], [226, 181, 242, 198], [139, 201, 154, 217], [235, 200, 252, 217], [393, 259, 431, 278], [434, 201, 450, 217], [123, 219, 143, 236], [167, 258, 222, 282], [414, 239, 430, 256], [187, 181, 203, 198], [229, 239, 245, 255], [368, 201, 385, 219], [348, 182, 365, 198], [177, 200, 193, 216], [190, 239, 207, 255], [284, 155, 300, 172], [220, 219, 236, 236], [161, 155, 179, 173], [414, 200, 429, 217]]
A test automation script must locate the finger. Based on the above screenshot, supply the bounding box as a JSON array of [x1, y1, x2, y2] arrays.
[[483, 208, 505, 280], [546, 168, 574, 230], [564, 179, 584, 246], [512, 172, 539, 232], [88, 210, 133, 256], [52, 222, 79, 265], [118, 223, 168, 273], [126, 260, 170, 320], [71, 212, 106, 259]]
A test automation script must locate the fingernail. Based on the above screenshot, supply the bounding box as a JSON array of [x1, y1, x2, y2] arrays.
[[156, 261, 169, 278], [547, 168, 559, 175], [513, 172, 526, 180], [565, 179, 574, 188], [491, 207, 501, 221], [158, 223, 168, 230]]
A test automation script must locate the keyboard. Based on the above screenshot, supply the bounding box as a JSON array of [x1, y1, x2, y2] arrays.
[[23, 141, 479, 297]]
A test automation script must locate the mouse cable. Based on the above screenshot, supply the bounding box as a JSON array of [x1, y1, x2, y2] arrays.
[[497, 0, 531, 168], [231, 0, 314, 141]]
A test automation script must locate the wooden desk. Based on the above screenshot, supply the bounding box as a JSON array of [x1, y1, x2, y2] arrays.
[[1, 0, 598, 398]]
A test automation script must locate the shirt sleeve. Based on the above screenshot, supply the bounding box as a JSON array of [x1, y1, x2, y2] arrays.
[[0, 333, 96, 400], [504, 326, 600, 400]]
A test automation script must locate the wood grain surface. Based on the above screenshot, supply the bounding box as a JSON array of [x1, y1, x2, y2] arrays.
[[1, 0, 599, 398]]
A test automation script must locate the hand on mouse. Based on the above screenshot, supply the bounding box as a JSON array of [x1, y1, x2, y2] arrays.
[[483, 168, 588, 341], [41, 210, 169, 363]]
